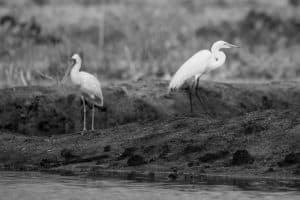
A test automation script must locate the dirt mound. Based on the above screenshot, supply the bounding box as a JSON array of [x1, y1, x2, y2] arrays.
[[0, 109, 300, 178], [0, 80, 300, 178], [0, 83, 165, 136], [0, 80, 300, 136]]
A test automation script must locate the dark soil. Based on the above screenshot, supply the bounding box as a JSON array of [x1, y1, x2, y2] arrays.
[[1, 79, 300, 180], [231, 150, 254, 165]]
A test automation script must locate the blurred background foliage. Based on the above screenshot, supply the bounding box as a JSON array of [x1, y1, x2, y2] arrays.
[[0, 0, 300, 88]]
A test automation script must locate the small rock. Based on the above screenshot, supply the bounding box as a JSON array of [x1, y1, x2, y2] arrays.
[[187, 162, 194, 167], [278, 152, 300, 167], [143, 145, 155, 153], [60, 149, 79, 161], [284, 152, 300, 164], [242, 122, 266, 135], [232, 150, 254, 165], [127, 155, 146, 166], [168, 171, 178, 181], [118, 147, 137, 160], [39, 158, 59, 168], [267, 167, 274, 172], [104, 145, 111, 152], [199, 151, 229, 163]]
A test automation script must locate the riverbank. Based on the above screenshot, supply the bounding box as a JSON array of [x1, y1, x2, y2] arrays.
[[0, 80, 300, 180]]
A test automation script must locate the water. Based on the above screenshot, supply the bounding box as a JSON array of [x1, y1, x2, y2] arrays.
[[0, 171, 299, 200]]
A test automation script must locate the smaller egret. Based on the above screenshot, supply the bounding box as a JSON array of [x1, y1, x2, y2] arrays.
[[70, 54, 104, 134], [168, 40, 239, 114]]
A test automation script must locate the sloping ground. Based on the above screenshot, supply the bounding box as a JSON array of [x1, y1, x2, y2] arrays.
[[0, 80, 300, 179], [1, 80, 300, 136]]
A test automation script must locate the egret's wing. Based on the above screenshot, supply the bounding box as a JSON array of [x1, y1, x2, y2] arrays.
[[80, 72, 104, 107], [168, 50, 211, 91]]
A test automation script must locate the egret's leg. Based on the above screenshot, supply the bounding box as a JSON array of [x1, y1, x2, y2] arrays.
[[194, 76, 211, 116], [194, 76, 202, 104], [186, 76, 200, 115], [91, 104, 95, 131], [193, 75, 202, 107], [81, 96, 87, 133], [188, 88, 193, 114]]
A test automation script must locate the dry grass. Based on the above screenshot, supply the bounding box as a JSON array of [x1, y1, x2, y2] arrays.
[[0, 0, 299, 88]]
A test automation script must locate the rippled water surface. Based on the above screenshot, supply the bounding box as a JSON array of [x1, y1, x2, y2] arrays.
[[0, 171, 299, 200]]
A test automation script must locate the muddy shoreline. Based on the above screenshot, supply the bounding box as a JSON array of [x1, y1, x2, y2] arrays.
[[0, 80, 300, 181]]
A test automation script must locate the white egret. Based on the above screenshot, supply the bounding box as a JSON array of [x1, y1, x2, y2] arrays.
[[168, 40, 239, 114], [70, 54, 104, 134]]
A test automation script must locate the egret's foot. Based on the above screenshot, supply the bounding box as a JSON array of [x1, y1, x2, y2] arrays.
[[81, 129, 87, 135], [186, 89, 194, 115]]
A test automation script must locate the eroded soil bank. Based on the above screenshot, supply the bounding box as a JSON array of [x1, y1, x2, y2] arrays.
[[0, 80, 300, 180]]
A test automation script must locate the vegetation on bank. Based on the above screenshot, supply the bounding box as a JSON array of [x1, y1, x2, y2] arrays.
[[0, 0, 299, 88]]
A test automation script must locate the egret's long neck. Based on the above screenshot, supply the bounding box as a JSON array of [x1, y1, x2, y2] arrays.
[[71, 60, 82, 73], [209, 46, 226, 69], [70, 60, 82, 85]]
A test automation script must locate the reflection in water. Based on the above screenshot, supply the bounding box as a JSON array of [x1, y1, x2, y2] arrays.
[[0, 171, 299, 200]]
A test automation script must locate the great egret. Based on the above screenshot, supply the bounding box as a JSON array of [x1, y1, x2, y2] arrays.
[[70, 54, 104, 134], [168, 40, 239, 114]]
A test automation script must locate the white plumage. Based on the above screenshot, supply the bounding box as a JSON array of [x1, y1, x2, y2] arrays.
[[75, 71, 103, 107], [168, 40, 239, 113], [70, 54, 104, 133], [168, 41, 239, 92], [168, 50, 211, 90]]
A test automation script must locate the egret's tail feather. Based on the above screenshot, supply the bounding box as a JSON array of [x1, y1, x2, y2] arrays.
[[85, 99, 106, 112], [168, 76, 184, 93], [83, 94, 104, 110]]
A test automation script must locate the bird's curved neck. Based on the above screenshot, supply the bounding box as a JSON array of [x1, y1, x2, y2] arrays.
[[71, 60, 82, 72], [209, 47, 226, 69]]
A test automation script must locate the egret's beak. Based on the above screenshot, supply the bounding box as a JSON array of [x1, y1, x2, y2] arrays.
[[227, 43, 240, 48]]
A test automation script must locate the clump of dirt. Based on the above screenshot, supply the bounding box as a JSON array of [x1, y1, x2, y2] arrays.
[[118, 147, 138, 160], [60, 149, 80, 161], [127, 155, 146, 166], [198, 151, 229, 163], [231, 150, 254, 165], [278, 152, 300, 167], [240, 121, 267, 135]]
